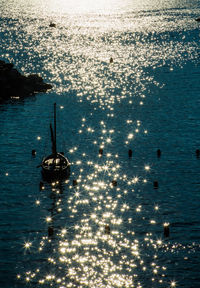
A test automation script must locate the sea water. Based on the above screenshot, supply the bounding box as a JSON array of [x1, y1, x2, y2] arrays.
[[0, 0, 200, 287]]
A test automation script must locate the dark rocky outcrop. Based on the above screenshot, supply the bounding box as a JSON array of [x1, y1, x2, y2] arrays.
[[0, 60, 52, 102]]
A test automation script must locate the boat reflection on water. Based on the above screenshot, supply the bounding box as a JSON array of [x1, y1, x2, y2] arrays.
[[41, 103, 70, 181]]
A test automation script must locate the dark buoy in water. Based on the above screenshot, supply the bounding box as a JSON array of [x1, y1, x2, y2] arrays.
[[157, 149, 161, 157], [73, 179, 78, 186], [196, 149, 200, 158], [32, 149, 36, 156], [195, 17, 200, 22], [48, 226, 54, 237], [105, 224, 110, 235], [39, 181, 44, 190], [128, 149, 133, 158], [99, 148, 103, 156], [109, 57, 113, 63], [163, 223, 170, 237], [153, 181, 159, 189], [112, 180, 117, 187], [49, 22, 56, 28]]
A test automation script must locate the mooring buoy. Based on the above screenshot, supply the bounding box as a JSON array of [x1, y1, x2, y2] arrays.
[[73, 179, 78, 186], [163, 223, 170, 237], [112, 180, 117, 187], [99, 148, 103, 156], [157, 149, 161, 157], [39, 181, 44, 190], [196, 149, 200, 158], [128, 149, 133, 157], [105, 224, 110, 234], [48, 226, 54, 237], [153, 181, 159, 189], [49, 22, 56, 28]]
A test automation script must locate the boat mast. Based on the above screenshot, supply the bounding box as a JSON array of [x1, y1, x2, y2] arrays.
[[54, 103, 57, 154], [50, 123, 55, 154]]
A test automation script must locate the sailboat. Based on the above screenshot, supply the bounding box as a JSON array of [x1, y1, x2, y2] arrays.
[[41, 103, 70, 180]]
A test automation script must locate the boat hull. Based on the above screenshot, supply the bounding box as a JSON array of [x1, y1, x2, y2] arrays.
[[41, 166, 70, 180], [41, 152, 70, 181]]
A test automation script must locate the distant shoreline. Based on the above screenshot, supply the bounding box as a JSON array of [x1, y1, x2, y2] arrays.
[[0, 60, 52, 103]]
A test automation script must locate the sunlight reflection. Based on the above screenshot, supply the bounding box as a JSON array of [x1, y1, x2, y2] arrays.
[[17, 6, 179, 283], [24, 242, 32, 250]]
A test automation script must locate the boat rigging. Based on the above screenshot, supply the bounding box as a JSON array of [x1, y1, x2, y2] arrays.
[[40, 103, 70, 180]]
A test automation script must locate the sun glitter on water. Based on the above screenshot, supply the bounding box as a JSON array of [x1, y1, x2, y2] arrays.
[[18, 113, 176, 288], [46, 0, 129, 14]]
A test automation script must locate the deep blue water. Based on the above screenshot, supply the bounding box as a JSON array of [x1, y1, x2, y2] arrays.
[[1, 1, 200, 287]]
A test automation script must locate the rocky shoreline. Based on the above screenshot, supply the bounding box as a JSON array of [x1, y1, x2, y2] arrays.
[[0, 60, 52, 102]]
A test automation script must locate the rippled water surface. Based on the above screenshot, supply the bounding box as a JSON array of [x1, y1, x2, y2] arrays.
[[1, 1, 200, 287]]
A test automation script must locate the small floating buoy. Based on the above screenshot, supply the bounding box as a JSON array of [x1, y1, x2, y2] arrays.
[[73, 179, 78, 186], [49, 22, 56, 28], [109, 57, 113, 63], [163, 223, 170, 237], [195, 17, 200, 22], [39, 181, 44, 190], [157, 149, 161, 157], [32, 149, 36, 156], [153, 181, 159, 189], [196, 149, 200, 158], [112, 180, 117, 187], [128, 149, 133, 158], [99, 148, 103, 156], [48, 226, 54, 237], [105, 224, 110, 235]]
